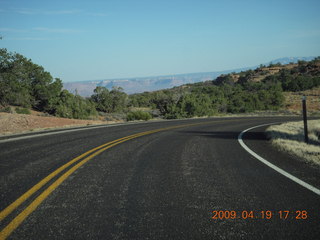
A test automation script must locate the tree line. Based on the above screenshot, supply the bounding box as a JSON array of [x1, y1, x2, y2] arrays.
[[0, 48, 98, 119], [128, 57, 320, 119], [129, 82, 284, 119], [0, 48, 133, 119], [1, 48, 319, 120]]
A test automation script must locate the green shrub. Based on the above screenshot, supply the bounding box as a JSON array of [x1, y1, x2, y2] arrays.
[[15, 107, 31, 114], [54, 90, 98, 119], [127, 111, 152, 121], [0, 106, 12, 113]]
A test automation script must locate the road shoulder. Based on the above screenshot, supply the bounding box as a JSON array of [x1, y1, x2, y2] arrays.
[[240, 124, 320, 194]]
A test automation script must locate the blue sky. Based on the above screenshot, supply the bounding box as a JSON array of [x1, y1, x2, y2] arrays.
[[1, 0, 320, 82]]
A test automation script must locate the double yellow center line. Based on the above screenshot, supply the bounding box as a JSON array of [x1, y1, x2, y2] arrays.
[[0, 121, 215, 239]]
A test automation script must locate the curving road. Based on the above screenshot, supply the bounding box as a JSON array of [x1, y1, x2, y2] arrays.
[[0, 117, 319, 239]]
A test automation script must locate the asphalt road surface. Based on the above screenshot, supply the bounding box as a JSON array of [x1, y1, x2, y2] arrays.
[[0, 117, 319, 239]]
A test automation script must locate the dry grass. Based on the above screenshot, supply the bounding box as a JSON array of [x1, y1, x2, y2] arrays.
[[283, 87, 320, 115], [266, 120, 320, 165]]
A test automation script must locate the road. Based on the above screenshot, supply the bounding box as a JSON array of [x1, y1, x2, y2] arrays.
[[0, 117, 319, 239]]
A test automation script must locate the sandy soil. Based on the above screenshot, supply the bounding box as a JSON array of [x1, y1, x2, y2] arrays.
[[0, 113, 113, 136]]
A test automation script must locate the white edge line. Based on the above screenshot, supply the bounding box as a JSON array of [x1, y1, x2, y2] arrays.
[[0, 124, 110, 143], [238, 122, 320, 196], [0, 116, 287, 143], [0, 121, 148, 143]]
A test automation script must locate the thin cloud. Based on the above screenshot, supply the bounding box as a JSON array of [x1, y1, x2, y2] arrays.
[[14, 9, 37, 15], [12, 8, 106, 16], [86, 12, 108, 17], [33, 27, 83, 34], [12, 8, 81, 15], [0, 27, 82, 34], [6, 37, 51, 41], [0, 28, 27, 33], [44, 9, 83, 15]]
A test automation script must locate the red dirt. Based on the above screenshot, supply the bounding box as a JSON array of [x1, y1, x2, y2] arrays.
[[0, 113, 111, 135]]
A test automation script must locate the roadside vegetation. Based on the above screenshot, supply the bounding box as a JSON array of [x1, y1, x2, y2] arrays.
[[0, 48, 97, 119], [128, 57, 320, 119], [14, 107, 31, 115], [266, 120, 320, 165], [1, 48, 319, 121], [126, 111, 152, 121]]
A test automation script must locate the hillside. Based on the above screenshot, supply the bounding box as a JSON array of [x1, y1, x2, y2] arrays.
[[128, 57, 320, 118], [283, 87, 320, 114], [215, 64, 298, 84], [63, 57, 316, 96], [213, 59, 320, 86], [1, 48, 319, 123]]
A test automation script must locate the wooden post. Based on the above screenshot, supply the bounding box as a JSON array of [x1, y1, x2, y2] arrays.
[[302, 96, 308, 143]]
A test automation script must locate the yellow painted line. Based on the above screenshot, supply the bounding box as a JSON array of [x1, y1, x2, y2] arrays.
[[0, 124, 190, 221], [0, 134, 150, 239], [0, 120, 235, 239], [0, 131, 153, 222]]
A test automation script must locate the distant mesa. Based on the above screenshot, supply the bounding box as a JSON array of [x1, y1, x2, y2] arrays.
[[63, 57, 316, 97]]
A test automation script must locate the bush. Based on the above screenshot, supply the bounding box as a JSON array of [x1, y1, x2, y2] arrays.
[[54, 90, 98, 119], [0, 106, 12, 113], [15, 107, 31, 114], [127, 111, 152, 121]]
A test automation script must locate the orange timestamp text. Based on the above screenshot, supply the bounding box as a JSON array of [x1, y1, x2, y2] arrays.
[[211, 210, 308, 220]]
